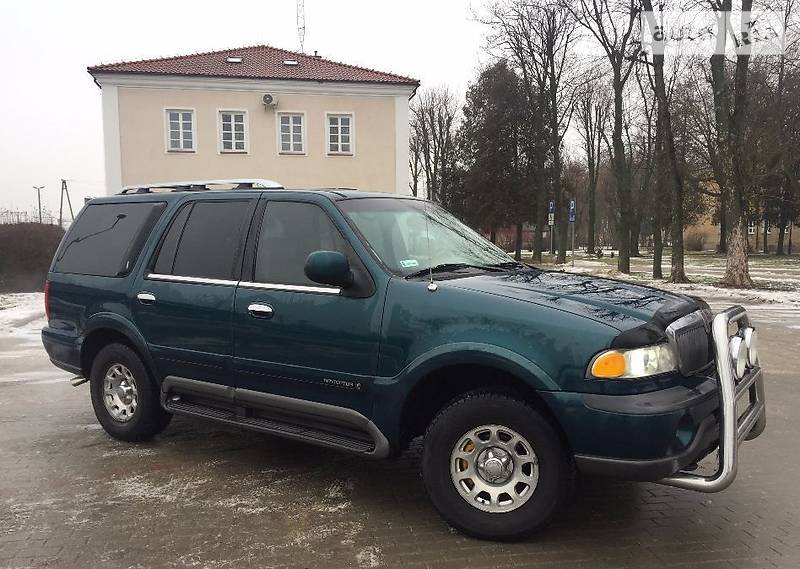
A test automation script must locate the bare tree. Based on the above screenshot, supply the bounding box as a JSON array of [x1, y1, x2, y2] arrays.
[[641, 1, 690, 281], [709, 2, 754, 287], [410, 88, 460, 206], [409, 122, 422, 197], [568, 0, 642, 273], [575, 79, 609, 255], [483, 0, 581, 263]]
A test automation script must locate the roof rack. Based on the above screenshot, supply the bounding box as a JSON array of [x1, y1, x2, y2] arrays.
[[119, 178, 284, 194]]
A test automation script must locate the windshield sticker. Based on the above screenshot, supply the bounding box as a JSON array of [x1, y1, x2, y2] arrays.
[[400, 259, 420, 268]]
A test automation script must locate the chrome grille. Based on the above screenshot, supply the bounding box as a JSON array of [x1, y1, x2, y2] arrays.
[[666, 310, 714, 376]]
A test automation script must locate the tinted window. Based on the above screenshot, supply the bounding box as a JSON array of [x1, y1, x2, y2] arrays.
[[255, 202, 350, 285], [169, 200, 253, 280], [152, 203, 193, 275], [53, 202, 166, 277]]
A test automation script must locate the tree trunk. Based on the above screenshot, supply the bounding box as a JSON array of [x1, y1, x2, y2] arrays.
[[762, 219, 768, 254], [532, 193, 545, 264], [514, 223, 523, 261], [717, 198, 728, 253], [612, 73, 632, 273], [653, 223, 664, 279], [490, 227, 497, 244], [776, 223, 786, 256], [710, 4, 753, 288], [587, 171, 597, 254], [630, 220, 641, 257], [646, 13, 689, 283]]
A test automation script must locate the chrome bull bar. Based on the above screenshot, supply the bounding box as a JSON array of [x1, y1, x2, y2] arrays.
[[658, 305, 766, 492]]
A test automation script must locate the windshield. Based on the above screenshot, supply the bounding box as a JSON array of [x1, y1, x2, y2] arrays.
[[339, 198, 515, 277]]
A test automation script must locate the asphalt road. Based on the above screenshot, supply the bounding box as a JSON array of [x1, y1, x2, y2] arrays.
[[0, 297, 798, 569]]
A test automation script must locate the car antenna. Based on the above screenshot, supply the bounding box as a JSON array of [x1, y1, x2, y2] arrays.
[[424, 196, 437, 292]]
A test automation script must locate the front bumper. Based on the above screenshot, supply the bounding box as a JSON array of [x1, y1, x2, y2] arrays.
[[658, 306, 766, 492], [572, 306, 766, 491]]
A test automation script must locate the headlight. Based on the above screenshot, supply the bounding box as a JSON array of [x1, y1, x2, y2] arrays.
[[729, 335, 747, 379], [742, 327, 758, 367], [589, 343, 677, 379]]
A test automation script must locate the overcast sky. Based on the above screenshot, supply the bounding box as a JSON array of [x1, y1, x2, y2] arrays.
[[0, 0, 488, 215]]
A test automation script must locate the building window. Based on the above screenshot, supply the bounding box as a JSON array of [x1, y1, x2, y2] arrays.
[[278, 113, 304, 154], [166, 109, 195, 152], [327, 114, 353, 155], [219, 111, 247, 153], [765, 221, 772, 235]]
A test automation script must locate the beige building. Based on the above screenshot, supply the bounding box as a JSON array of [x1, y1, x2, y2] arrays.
[[688, 215, 797, 253], [88, 45, 419, 195]]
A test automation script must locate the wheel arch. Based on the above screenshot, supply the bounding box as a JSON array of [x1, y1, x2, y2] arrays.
[[391, 347, 569, 453], [80, 313, 157, 381]]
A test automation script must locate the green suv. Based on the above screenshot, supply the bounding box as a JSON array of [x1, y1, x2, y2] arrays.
[[42, 179, 766, 541]]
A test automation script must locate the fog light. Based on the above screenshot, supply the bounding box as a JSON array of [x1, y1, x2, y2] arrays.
[[742, 328, 758, 367], [729, 336, 747, 379]]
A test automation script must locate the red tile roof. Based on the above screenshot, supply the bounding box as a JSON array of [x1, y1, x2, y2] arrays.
[[88, 44, 419, 86]]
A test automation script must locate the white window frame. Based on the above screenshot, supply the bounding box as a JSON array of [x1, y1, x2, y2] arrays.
[[764, 220, 772, 234], [164, 108, 196, 153], [325, 112, 355, 156], [747, 221, 757, 235], [276, 112, 306, 155], [217, 109, 249, 154]]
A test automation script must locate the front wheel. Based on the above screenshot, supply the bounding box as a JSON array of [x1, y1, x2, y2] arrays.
[[422, 392, 571, 541], [89, 343, 171, 441]]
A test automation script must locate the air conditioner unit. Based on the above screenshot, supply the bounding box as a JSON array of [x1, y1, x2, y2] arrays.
[[262, 93, 278, 107]]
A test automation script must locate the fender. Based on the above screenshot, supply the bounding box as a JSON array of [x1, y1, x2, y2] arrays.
[[371, 342, 559, 444], [375, 341, 559, 392], [80, 312, 160, 382]]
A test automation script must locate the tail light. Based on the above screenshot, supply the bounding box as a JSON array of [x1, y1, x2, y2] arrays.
[[44, 280, 51, 321]]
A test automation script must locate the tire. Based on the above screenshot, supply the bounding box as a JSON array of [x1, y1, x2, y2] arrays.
[[89, 343, 171, 442], [422, 392, 571, 541]]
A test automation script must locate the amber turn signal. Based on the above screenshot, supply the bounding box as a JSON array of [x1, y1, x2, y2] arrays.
[[591, 351, 626, 378]]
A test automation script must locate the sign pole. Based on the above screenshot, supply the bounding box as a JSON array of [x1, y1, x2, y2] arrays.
[[569, 199, 576, 267], [571, 224, 575, 267], [548, 200, 555, 258]]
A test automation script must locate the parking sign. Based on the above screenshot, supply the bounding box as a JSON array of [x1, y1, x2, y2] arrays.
[[569, 200, 576, 223]]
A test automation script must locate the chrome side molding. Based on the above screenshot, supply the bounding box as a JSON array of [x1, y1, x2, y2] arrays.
[[144, 273, 340, 295], [658, 305, 767, 492]]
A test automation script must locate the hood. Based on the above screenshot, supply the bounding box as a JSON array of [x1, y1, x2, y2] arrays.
[[445, 269, 702, 333]]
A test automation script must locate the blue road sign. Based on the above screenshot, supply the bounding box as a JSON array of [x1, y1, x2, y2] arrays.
[[548, 200, 555, 214], [569, 199, 576, 223]]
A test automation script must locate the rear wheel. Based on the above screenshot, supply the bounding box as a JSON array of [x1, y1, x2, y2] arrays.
[[89, 343, 171, 441], [422, 392, 571, 541]]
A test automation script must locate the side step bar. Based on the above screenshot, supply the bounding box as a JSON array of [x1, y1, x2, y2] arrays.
[[160, 376, 390, 458], [658, 305, 766, 492]]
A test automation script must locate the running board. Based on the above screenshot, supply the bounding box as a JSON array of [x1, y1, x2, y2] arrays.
[[160, 376, 389, 458]]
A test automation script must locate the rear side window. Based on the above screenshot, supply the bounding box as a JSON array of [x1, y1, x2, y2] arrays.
[[153, 200, 253, 280], [53, 202, 166, 277], [254, 201, 351, 286]]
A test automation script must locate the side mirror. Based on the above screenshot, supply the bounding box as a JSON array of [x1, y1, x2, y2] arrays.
[[304, 251, 353, 288]]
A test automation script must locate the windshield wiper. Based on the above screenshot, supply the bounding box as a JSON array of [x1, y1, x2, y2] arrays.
[[487, 261, 526, 269], [405, 263, 504, 279]]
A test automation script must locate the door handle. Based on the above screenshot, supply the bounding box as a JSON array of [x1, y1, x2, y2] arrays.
[[137, 292, 156, 305], [248, 303, 274, 319]]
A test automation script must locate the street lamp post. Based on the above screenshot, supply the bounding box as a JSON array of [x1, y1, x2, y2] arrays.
[[33, 186, 45, 223]]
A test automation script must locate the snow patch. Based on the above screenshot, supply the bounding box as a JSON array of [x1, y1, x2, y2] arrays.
[[111, 474, 210, 503], [356, 546, 384, 568], [101, 446, 157, 458]]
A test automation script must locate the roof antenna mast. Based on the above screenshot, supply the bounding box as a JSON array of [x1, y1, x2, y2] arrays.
[[296, 0, 306, 53]]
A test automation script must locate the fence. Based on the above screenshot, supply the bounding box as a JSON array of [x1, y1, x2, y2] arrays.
[[0, 209, 63, 226]]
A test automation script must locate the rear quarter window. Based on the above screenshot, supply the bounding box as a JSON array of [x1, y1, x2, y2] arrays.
[[152, 199, 254, 280], [52, 202, 166, 277]]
